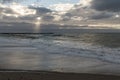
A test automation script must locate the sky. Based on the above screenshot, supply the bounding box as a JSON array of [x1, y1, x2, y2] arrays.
[[1, 0, 79, 7], [0, 0, 120, 30], [31, 0, 79, 7]]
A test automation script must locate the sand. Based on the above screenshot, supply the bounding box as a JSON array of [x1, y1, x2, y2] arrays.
[[1, 47, 120, 75], [0, 71, 120, 80]]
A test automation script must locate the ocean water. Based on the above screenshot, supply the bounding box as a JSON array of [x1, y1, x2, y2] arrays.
[[0, 33, 120, 71]]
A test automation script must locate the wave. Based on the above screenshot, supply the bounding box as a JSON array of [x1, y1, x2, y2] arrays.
[[0, 33, 120, 64]]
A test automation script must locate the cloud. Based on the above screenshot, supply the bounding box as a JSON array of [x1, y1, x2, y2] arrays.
[[0, 0, 120, 26], [0, 3, 36, 18], [90, 12, 114, 19], [41, 15, 54, 21], [1, 0, 23, 3], [91, 0, 120, 12], [78, 0, 92, 7], [78, 0, 120, 12], [0, 3, 56, 22], [29, 6, 52, 15], [62, 0, 120, 21], [49, 3, 74, 12]]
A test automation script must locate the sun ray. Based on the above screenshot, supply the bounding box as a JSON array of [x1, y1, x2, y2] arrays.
[[34, 17, 41, 33]]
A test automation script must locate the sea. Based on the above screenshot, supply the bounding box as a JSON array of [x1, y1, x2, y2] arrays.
[[0, 33, 120, 71]]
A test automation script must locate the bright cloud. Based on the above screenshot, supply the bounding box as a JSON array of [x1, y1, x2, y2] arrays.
[[0, 2, 36, 19], [0, 2, 54, 22], [50, 3, 74, 12], [9, 3, 36, 16], [79, 0, 92, 7]]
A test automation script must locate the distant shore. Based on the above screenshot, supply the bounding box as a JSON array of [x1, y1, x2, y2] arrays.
[[0, 70, 120, 80]]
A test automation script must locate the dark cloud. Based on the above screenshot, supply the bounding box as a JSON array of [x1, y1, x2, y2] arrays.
[[29, 6, 52, 15], [61, 13, 71, 21], [42, 15, 54, 21], [62, 0, 120, 21], [90, 12, 113, 19], [1, 8, 15, 14], [19, 16, 36, 20], [91, 0, 120, 12], [64, 13, 72, 17]]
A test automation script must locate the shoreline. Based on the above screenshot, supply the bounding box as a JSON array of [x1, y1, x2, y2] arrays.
[[0, 70, 120, 80], [0, 47, 120, 76]]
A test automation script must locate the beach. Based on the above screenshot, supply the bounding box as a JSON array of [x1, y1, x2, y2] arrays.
[[0, 33, 120, 79], [0, 71, 120, 80], [0, 0, 120, 79]]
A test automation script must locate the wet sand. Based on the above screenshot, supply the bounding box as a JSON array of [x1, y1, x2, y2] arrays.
[[0, 47, 120, 75], [0, 71, 120, 80]]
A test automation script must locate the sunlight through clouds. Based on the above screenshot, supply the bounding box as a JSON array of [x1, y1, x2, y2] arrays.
[[0, 0, 120, 29], [34, 17, 41, 33]]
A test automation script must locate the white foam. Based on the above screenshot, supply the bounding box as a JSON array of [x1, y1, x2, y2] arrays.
[[0, 35, 120, 64]]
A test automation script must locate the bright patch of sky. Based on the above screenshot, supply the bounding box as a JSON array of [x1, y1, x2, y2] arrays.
[[21, 0, 79, 7]]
